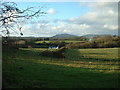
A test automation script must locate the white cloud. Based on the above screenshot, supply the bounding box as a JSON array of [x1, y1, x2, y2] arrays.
[[80, 24, 90, 29], [4, 0, 119, 2], [63, 29, 72, 33], [8, 2, 118, 37], [64, 2, 118, 26], [108, 9, 114, 14], [47, 8, 57, 14], [103, 24, 118, 30]]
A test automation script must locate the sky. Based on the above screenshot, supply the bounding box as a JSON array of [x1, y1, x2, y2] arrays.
[[1, 0, 119, 37]]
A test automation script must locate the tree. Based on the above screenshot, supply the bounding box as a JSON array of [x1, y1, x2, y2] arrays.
[[0, 1, 46, 37], [0, 1, 47, 50]]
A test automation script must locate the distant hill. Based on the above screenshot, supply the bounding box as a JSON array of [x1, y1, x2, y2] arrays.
[[81, 34, 100, 39], [51, 33, 78, 38]]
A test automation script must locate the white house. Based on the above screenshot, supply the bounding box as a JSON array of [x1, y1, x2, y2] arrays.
[[49, 46, 59, 49]]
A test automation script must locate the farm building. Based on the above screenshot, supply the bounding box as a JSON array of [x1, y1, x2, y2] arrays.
[[49, 46, 59, 49]]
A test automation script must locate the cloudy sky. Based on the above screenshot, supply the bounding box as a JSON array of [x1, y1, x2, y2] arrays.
[[4, 0, 119, 37]]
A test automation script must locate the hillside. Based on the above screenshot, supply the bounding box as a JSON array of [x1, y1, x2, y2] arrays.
[[51, 33, 78, 38], [81, 34, 100, 39]]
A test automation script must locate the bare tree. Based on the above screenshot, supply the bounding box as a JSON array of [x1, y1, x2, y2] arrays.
[[0, 1, 46, 37]]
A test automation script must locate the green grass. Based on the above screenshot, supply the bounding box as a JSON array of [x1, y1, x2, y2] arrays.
[[2, 48, 120, 88], [79, 48, 119, 60], [65, 48, 119, 61], [35, 40, 84, 44], [35, 41, 50, 44], [64, 40, 85, 43]]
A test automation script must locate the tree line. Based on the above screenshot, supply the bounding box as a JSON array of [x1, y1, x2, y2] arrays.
[[67, 35, 120, 49]]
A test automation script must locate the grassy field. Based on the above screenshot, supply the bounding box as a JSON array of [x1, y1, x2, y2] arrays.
[[35, 40, 84, 44], [2, 48, 120, 88], [35, 41, 50, 44]]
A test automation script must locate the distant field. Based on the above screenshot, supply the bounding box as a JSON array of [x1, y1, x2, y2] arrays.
[[64, 40, 85, 43], [66, 48, 119, 61], [79, 48, 119, 60], [35, 40, 84, 44], [35, 41, 50, 44], [3, 48, 120, 88]]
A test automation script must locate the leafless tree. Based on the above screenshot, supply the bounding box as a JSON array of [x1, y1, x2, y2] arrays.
[[0, 1, 46, 37]]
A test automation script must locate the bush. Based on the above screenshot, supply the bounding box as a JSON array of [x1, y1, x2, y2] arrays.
[[40, 47, 67, 58], [98, 41, 118, 48], [67, 40, 119, 49]]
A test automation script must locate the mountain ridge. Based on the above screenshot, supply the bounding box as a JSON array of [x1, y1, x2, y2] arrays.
[[51, 33, 78, 38]]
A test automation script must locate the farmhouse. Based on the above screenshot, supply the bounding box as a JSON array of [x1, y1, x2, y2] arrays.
[[49, 46, 59, 49]]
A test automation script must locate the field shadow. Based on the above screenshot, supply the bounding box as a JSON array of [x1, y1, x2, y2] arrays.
[[3, 48, 120, 88], [3, 58, 120, 88], [3, 48, 119, 72], [65, 49, 119, 62], [81, 53, 108, 55]]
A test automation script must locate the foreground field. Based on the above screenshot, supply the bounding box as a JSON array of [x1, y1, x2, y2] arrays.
[[3, 48, 120, 88]]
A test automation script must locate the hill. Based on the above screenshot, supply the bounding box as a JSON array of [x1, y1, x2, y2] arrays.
[[51, 33, 78, 38], [81, 34, 100, 39]]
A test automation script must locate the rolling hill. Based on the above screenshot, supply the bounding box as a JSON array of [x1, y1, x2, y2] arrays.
[[51, 33, 78, 38], [81, 34, 100, 39]]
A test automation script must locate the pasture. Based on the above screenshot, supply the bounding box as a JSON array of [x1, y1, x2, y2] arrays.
[[35, 40, 84, 44], [2, 48, 120, 88]]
